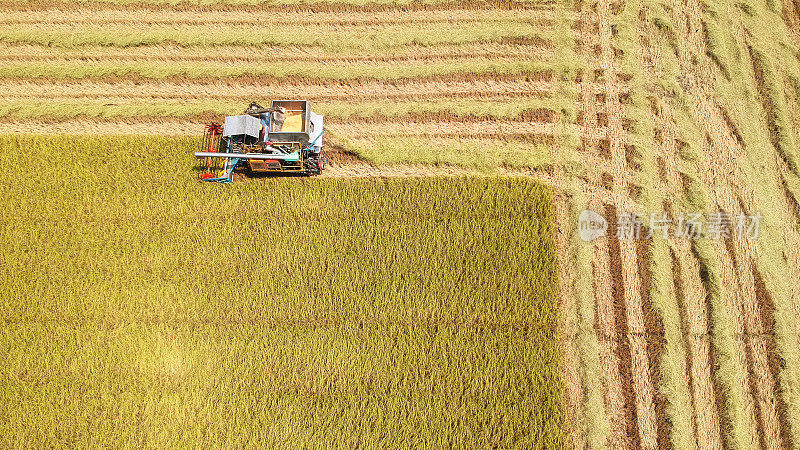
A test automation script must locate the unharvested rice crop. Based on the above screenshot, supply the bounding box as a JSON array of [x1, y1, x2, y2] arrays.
[[0, 135, 563, 447]]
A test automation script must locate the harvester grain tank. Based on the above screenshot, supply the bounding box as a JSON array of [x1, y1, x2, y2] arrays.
[[194, 100, 326, 182]]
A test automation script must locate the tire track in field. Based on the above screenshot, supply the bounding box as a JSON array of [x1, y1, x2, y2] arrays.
[[669, 1, 758, 446], [576, 0, 668, 445], [741, 27, 798, 450], [0, 41, 550, 63], [0, 70, 554, 85], [598, 2, 664, 447], [2, 15, 551, 26], [780, 79, 800, 228], [0, 21, 552, 51], [0, 0, 556, 14], [0, 58, 551, 82], [779, 0, 800, 47], [637, 8, 725, 449], [553, 192, 586, 450], [666, 0, 795, 446], [574, 0, 632, 447], [723, 236, 788, 450], [0, 50, 554, 65], [669, 244, 724, 449], [0, 78, 553, 100], [330, 114, 553, 130], [752, 265, 795, 450], [601, 206, 640, 450], [0, 6, 557, 26], [640, 12, 726, 448], [723, 7, 796, 449], [548, 78, 589, 446], [642, 32, 730, 448], [0, 91, 546, 103]]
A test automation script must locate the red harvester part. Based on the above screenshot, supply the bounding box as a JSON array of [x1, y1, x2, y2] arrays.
[[201, 122, 223, 179]]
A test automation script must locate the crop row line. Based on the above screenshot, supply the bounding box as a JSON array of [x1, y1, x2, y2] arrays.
[[634, 7, 715, 448], [0, 71, 554, 86], [0, 58, 557, 81], [0, 91, 548, 103], [0, 4, 557, 22], [0, 22, 553, 50], [0, 99, 559, 120], [0, 41, 549, 58], [0, 16, 553, 26], [0, 77, 554, 99], [0, 49, 553, 65], [0, 0, 556, 12]]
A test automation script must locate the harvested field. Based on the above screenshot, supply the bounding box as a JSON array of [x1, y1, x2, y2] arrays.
[[556, 0, 800, 445], [3, 0, 800, 447]]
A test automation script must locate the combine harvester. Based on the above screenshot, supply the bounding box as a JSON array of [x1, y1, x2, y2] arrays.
[[194, 100, 327, 182]]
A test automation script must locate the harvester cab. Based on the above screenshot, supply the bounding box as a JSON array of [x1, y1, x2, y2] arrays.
[[195, 100, 327, 182]]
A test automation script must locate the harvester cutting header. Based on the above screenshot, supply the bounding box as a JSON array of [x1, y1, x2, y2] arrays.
[[194, 100, 327, 182]]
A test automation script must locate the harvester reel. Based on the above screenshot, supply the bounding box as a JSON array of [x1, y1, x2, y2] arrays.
[[200, 122, 224, 180], [205, 122, 222, 135]]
